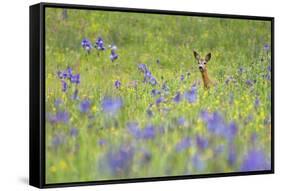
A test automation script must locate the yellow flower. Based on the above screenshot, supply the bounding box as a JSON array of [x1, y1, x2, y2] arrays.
[[91, 105, 99, 113], [59, 160, 68, 171], [50, 165, 57, 173]]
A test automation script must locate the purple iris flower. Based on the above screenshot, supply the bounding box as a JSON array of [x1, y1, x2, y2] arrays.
[[95, 37, 105, 50], [138, 64, 148, 73], [71, 89, 79, 100], [106, 145, 134, 175], [149, 76, 157, 85], [127, 123, 156, 139], [81, 38, 93, 53], [70, 127, 78, 137], [196, 135, 209, 150], [177, 117, 185, 126], [101, 97, 123, 115], [184, 86, 197, 103], [56, 111, 69, 123], [155, 97, 165, 105], [255, 97, 260, 108], [127, 122, 142, 139], [151, 89, 161, 97], [192, 154, 205, 171], [240, 149, 270, 171], [52, 134, 64, 148], [54, 99, 62, 107], [98, 139, 107, 146], [175, 137, 191, 152], [79, 99, 91, 113], [48, 111, 69, 124], [228, 146, 237, 166], [246, 79, 253, 86], [110, 50, 118, 62], [264, 44, 270, 51], [115, 80, 121, 89], [142, 124, 156, 139], [61, 80, 67, 92], [180, 74, 185, 81], [70, 74, 80, 84], [173, 92, 181, 103]]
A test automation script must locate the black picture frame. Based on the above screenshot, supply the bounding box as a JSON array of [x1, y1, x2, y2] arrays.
[[29, 2, 274, 189]]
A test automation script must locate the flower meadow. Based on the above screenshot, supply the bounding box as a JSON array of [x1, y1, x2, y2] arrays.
[[45, 8, 272, 183]]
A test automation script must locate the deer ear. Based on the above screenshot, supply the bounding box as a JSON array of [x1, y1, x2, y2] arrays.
[[193, 50, 200, 60], [205, 53, 211, 62]]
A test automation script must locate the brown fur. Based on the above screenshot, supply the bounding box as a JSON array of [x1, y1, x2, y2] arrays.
[[193, 50, 214, 89]]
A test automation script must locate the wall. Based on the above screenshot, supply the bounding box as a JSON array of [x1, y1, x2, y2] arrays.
[[0, 0, 279, 190]]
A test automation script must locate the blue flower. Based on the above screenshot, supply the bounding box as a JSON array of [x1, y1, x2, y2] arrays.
[[79, 99, 91, 113], [151, 89, 161, 97], [110, 50, 118, 62], [81, 38, 93, 52], [200, 111, 237, 140], [175, 137, 191, 152], [70, 127, 78, 137], [95, 37, 105, 50], [106, 145, 134, 175], [177, 117, 185, 126], [142, 124, 156, 139], [240, 149, 270, 171], [127, 123, 156, 139], [180, 74, 184, 81], [246, 79, 253, 86], [54, 99, 62, 107], [192, 154, 205, 171], [196, 135, 208, 150], [56, 111, 69, 123], [52, 134, 64, 148], [114, 80, 121, 89], [61, 80, 67, 92], [155, 96, 165, 105], [70, 74, 80, 84], [71, 89, 79, 100], [149, 76, 157, 85], [226, 121, 238, 141], [98, 139, 107, 146], [204, 112, 226, 135], [184, 86, 197, 103], [138, 64, 148, 73], [255, 97, 260, 108], [264, 44, 270, 51], [48, 111, 69, 124], [173, 92, 181, 103], [228, 146, 237, 166], [101, 97, 123, 115], [127, 122, 142, 139]]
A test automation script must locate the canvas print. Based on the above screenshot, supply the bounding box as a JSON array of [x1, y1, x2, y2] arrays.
[[45, 8, 272, 184]]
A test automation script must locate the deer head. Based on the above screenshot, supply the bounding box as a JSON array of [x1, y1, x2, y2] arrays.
[[193, 50, 211, 73], [193, 50, 213, 89]]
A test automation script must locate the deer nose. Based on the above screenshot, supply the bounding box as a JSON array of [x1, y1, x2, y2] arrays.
[[199, 66, 203, 70]]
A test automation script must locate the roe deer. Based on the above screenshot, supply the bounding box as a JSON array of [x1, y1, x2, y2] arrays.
[[193, 50, 214, 89]]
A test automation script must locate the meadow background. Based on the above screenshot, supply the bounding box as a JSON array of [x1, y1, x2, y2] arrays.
[[45, 8, 272, 184]]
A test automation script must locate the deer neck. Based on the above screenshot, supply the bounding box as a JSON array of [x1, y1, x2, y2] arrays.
[[201, 69, 212, 89]]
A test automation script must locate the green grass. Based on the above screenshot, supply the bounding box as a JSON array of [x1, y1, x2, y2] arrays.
[[45, 8, 272, 183]]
